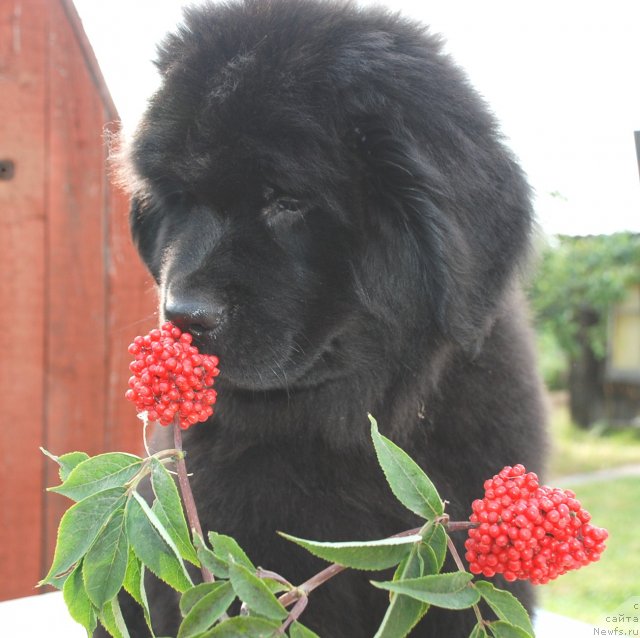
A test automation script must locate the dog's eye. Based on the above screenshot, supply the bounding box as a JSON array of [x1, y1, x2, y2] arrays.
[[261, 185, 307, 225]]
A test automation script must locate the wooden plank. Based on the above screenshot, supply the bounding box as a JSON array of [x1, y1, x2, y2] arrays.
[[42, 0, 110, 572], [0, 0, 48, 601]]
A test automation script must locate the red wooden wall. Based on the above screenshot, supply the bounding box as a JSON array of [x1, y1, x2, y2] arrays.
[[0, 0, 156, 600]]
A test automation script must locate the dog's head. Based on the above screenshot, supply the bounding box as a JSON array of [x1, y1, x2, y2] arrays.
[[123, 0, 533, 391]]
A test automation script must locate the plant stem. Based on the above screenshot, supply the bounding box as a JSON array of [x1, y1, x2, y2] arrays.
[[278, 563, 346, 608], [172, 420, 214, 583], [446, 534, 484, 626], [277, 594, 309, 634]]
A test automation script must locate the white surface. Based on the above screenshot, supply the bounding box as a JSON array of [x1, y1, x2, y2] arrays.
[[0, 592, 85, 637], [0, 591, 598, 637]]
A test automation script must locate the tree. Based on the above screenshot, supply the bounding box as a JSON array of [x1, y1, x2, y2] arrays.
[[529, 232, 640, 427]]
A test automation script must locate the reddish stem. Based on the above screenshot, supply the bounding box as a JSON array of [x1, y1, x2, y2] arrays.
[[277, 595, 309, 634], [172, 420, 214, 583]]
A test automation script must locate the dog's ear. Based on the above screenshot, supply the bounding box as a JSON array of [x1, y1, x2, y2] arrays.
[[130, 196, 163, 282], [352, 119, 525, 352]]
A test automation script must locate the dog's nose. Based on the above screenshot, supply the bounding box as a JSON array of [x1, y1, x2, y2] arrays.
[[164, 296, 226, 335]]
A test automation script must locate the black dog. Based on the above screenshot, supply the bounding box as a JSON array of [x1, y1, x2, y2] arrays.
[[116, 0, 547, 635]]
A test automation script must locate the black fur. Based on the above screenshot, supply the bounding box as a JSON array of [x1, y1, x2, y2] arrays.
[[115, 1, 547, 635]]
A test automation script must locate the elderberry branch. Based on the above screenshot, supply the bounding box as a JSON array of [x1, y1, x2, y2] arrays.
[[172, 420, 214, 583], [447, 533, 484, 626]]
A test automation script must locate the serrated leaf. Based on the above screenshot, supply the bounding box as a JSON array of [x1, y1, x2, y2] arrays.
[[227, 561, 287, 621], [41, 448, 90, 482], [369, 415, 443, 520], [469, 623, 490, 638], [50, 453, 144, 502], [194, 533, 230, 578], [150, 458, 199, 566], [126, 492, 193, 592], [199, 616, 281, 637], [62, 561, 97, 634], [290, 621, 321, 638], [487, 621, 532, 638], [374, 544, 428, 638], [422, 523, 447, 572], [372, 572, 480, 609], [98, 597, 131, 638], [474, 582, 534, 637], [42, 487, 128, 584], [178, 581, 235, 638], [279, 532, 420, 570], [59, 452, 92, 481], [82, 506, 129, 609], [123, 549, 155, 636], [209, 532, 255, 571]]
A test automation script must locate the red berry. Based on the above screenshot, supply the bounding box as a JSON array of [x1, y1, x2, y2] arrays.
[[465, 465, 607, 584], [124, 322, 220, 430]]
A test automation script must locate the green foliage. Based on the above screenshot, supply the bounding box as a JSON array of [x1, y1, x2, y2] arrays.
[[178, 582, 235, 638], [42, 418, 537, 638], [372, 572, 480, 609], [278, 533, 422, 571], [369, 414, 444, 519], [474, 582, 534, 636], [63, 562, 97, 634], [83, 505, 129, 609], [374, 544, 429, 638], [228, 561, 288, 621], [529, 232, 640, 359], [42, 486, 128, 586], [150, 459, 200, 566], [126, 493, 194, 593], [49, 453, 144, 502]]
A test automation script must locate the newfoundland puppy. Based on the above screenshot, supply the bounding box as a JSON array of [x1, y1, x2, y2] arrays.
[[116, 0, 547, 635]]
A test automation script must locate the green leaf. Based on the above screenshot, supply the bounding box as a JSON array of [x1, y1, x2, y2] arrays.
[[41, 448, 90, 482], [50, 453, 144, 502], [487, 621, 532, 638], [126, 492, 193, 592], [369, 415, 443, 520], [209, 532, 255, 571], [415, 542, 438, 576], [421, 523, 447, 572], [194, 533, 230, 578], [289, 621, 321, 638], [98, 597, 131, 638], [199, 617, 281, 637], [279, 532, 420, 571], [177, 581, 235, 638], [372, 572, 480, 609], [150, 458, 199, 566], [62, 561, 97, 634], [82, 506, 129, 609], [469, 623, 490, 638], [180, 582, 222, 617], [123, 551, 155, 636], [374, 544, 428, 638], [474, 581, 534, 637], [42, 487, 128, 584], [227, 560, 287, 621]]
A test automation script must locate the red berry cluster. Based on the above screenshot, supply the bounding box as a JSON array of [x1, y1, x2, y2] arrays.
[[125, 322, 220, 430], [464, 464, 607, 585]]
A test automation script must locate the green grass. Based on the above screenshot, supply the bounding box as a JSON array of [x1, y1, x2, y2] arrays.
[[547, 394, 640, 480], [537, 476, 640, 624]]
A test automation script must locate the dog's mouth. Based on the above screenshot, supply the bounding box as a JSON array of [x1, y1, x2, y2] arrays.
[[187, 326, 349, 394]]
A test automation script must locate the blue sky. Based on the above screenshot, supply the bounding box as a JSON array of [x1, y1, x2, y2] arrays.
[[74, 0, 640, 236]]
